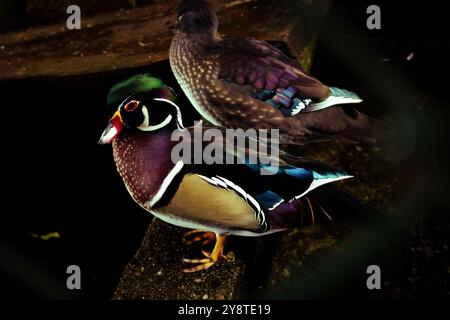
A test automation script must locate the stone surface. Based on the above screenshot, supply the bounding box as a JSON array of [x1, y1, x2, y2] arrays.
[[113, 219, 250, 300]]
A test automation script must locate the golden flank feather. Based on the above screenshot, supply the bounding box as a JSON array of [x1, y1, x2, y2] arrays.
[[155, 174, 260, 232]]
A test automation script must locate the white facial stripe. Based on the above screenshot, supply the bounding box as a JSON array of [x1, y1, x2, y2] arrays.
[[152, 98, 184, 129], [118, 95, 133, 110], [134, 98, 183, 132], [140, 106, 150, 127], [138, 114, 173, 132]]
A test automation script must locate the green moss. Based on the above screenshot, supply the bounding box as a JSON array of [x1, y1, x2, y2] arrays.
[[297, 39, 317, 73]]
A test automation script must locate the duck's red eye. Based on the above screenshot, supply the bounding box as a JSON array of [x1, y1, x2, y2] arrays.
[[124, 100, 139, 112]]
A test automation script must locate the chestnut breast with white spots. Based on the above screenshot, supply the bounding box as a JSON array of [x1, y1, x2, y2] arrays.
[[112, 130, 176, 207]]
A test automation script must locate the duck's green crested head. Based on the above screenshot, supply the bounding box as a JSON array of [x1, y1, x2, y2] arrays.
[[99, 74, 183, 145], [107, 74, 173, 107]]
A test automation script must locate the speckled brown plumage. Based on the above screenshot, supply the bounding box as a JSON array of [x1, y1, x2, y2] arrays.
[[170, 0, 381, 144]]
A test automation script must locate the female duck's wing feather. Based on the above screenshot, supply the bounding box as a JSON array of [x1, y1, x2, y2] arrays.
[[216, 38, 330, 102], [201, 38, 376, 144]]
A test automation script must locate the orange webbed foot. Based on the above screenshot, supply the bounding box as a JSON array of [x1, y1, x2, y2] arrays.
[[182, 233, 228, 273], [182, 229, 216, 246]]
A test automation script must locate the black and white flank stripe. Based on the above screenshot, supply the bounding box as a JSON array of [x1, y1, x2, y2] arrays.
[[198, 175, 269, 232]]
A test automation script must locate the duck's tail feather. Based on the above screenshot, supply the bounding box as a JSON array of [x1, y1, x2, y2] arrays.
[[281, 105, 389, 145], [268, 185, 381, 230]]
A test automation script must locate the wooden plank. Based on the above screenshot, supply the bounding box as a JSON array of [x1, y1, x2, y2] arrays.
[[0, 0, 328, 80], [25, 0, 135, 26]]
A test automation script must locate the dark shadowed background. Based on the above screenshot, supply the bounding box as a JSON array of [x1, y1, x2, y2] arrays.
[[0, 0, 448, 299]]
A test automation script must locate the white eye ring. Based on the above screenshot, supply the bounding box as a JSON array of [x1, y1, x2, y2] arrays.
[[178, 14, 184, 22]]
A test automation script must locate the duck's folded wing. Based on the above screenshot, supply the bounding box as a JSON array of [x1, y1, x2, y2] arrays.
[[173, 126, 349, 206], [206, 39, 380, 144], [157, 128, 352, 233], [217, 38, 329, 99], [179, 125, 342, 173]]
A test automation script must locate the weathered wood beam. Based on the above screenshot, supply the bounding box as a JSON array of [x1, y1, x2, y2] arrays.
[[0, 0, 330, 80]]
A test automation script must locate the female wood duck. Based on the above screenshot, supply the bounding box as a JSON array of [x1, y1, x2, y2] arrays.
[[170, 0, 380, 144], [99, 74, 353, 272]]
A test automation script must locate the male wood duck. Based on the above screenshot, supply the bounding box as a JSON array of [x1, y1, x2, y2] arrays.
[[99, 74, 354, 272], [170, 0, 380, 144]]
